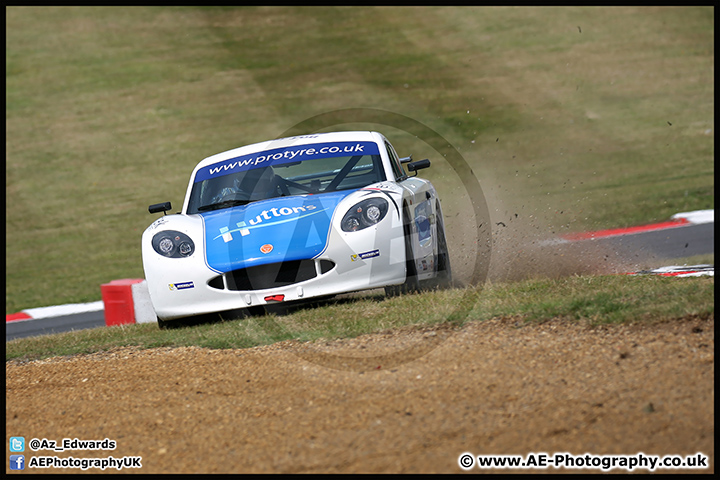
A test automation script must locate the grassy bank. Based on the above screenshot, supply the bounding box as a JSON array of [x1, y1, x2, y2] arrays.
[[6, 274, 714, 363]]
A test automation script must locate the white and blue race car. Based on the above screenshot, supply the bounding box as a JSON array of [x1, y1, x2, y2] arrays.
[[142, 131, 452, 328]]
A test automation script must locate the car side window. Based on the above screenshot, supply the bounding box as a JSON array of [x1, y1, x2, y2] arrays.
[[385, 142, 407, 181]]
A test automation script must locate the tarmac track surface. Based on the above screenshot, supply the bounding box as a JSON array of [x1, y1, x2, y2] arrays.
[[5, 220, 714, 340], [6, 314, 714, 473]]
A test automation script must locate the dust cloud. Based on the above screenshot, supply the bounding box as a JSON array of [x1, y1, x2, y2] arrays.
[[442, 185, 653, 286]]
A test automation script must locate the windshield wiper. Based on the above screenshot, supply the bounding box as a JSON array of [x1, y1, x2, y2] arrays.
[[197, 199, 250, 212]]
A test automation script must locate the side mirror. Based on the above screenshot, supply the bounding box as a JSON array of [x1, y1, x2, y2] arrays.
[[407, 159, 430, 175], [149, 202, 172, 215]]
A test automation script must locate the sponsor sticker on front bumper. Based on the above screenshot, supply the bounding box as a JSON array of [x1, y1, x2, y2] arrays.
[[169, 282, 195, 291], [351, 249, 380, 261]]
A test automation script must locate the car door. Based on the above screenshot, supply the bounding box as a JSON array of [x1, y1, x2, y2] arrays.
[[385, 141, 437, 282]]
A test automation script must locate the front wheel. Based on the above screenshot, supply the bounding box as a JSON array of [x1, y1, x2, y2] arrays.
[[157, 317, 181, 330], [420, 207, 453, 291], [157, 312, 223, 329], [433, 210, 453, 289]]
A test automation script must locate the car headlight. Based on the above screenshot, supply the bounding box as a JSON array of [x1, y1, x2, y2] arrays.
[[151, 231, 195, 258], [341, 198, 389, 232]]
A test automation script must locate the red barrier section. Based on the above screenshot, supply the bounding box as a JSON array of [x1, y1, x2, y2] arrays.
[[101, 279, 145, 326], [561, 218, 690, 241], [6, 312, 33, 322]]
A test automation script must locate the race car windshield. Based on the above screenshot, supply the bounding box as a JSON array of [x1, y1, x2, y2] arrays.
[[187, 152, 385, 214]]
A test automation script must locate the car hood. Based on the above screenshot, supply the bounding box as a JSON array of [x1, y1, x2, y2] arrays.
[[199, 191, 356, 273]]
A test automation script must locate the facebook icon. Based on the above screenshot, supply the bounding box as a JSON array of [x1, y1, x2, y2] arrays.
[[10, 455, 25, 470]]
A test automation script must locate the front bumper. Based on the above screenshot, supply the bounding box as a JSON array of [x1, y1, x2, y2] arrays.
[[144, 219, 407, 321]]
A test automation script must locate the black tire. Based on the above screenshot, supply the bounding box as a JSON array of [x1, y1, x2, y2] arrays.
[[433, 207, 453, 289], [157, 317, 181, 330], [157, 312, 224, 329]]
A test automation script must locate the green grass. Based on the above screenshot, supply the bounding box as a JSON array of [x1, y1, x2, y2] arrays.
[[6, 275, 714, 363], [6, 6, 714, 314]]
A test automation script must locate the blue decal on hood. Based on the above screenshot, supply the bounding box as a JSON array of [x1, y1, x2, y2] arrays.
[[200, 191, 356, 273]]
